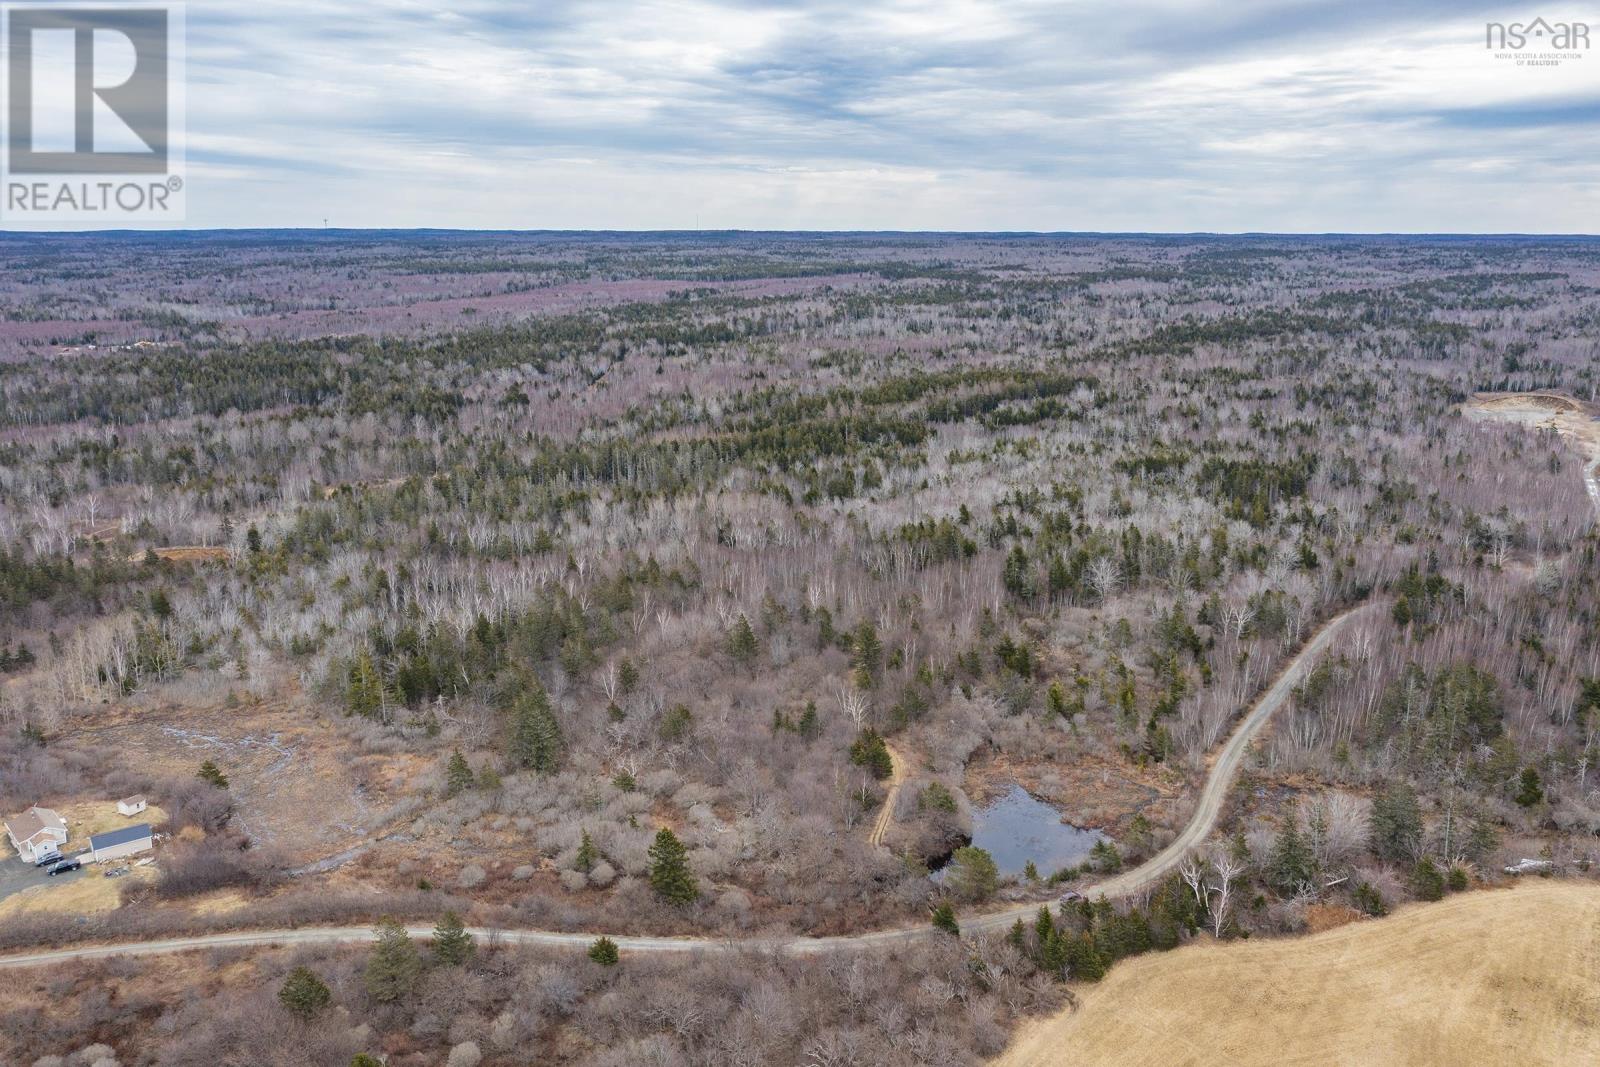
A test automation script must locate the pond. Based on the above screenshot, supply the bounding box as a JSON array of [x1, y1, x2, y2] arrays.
[[934, 784, 1108, 880]]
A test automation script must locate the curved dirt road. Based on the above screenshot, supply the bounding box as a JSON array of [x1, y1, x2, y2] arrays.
[[867, 742, 907, 848], [0, 608, 1367, 970], [1079, 604, 1366, 904]]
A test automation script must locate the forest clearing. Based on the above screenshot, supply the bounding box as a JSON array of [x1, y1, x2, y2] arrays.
[[994, 879, 1600, 1067]]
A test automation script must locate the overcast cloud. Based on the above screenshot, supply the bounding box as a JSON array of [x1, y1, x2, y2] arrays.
[[160, 1, 1600, 229]]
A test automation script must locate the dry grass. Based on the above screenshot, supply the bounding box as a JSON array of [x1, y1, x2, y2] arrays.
[[0, 866, 155, 921], [126, 546, 231, 563], [57, 799, 168, 844], [53, 692, 422, 863], [188, 887, 253, 916], [995, 880, 1600, 1067]]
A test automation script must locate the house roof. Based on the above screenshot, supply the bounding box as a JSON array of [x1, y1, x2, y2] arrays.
[[5, 806, 65, 843], [119, 795, 146, 807], [90, 823, 153, 851]]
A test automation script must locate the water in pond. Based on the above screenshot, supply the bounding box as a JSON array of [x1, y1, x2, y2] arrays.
[[938, 784, 1106, 879]]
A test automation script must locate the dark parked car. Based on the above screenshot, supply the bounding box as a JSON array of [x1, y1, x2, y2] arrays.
[[32, 850, 63, 868], [46, 857, 81, 875]]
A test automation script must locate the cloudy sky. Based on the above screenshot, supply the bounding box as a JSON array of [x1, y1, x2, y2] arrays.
[[145, 1, 1600, 230]]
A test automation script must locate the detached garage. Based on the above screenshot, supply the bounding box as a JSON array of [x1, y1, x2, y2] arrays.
[[89, 823, 153, 864]]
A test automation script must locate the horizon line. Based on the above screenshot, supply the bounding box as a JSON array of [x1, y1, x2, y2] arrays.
[[1, 227, 1599, 240]]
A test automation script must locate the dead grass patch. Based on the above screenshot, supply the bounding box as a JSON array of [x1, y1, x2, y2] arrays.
[[995, 880, 1600, 1067]]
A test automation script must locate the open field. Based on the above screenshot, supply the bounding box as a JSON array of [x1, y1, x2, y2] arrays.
[[0, 866, 156, 921], [50, 694, 422, 864], [994, 880, 1600, 1067]]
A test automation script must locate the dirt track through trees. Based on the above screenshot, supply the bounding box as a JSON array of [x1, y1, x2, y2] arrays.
[[0, 607, 1367, 969], [867, 741, 907, 848]]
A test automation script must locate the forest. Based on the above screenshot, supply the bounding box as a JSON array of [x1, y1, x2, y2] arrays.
[[1, 232, 1599, 1066]]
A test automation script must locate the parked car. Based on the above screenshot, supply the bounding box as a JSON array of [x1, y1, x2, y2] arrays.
[[46, 857, 81, 875], [32, 849, 63, 868], [1058, 890, 1086, 907]]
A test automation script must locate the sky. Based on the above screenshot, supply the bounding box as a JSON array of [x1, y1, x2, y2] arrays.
[[30, 0, 1600, 230]]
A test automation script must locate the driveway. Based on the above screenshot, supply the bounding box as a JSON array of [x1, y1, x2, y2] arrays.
[[0, 853, 86, 906]]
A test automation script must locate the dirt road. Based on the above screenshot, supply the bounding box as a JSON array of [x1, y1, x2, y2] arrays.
[[1077, 604, 1367, 904], [867, 741, 907, 848], [0, 606, 1366, 970]]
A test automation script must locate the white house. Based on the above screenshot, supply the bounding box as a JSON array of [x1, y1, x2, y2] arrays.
[[116, 795, 148, 817], [88, 823, 153, 864], [4, 806, 68, 862]]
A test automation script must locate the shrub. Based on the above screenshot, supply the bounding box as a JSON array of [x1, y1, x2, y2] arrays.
[[588, 936, 620, 965], [1410, 858, 1445, 902], [1352, 881, 1388, 916], [278, 966, 332, 1020], [153, 840, 267, 899], [920, 782, 957, 813], [945, 846, 999, 902]]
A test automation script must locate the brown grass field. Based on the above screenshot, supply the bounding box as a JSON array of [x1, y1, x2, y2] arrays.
[[995, 880, 1600, 1067]]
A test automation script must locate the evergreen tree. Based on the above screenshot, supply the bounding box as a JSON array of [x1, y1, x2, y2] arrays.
[[617, 658, 640, 695], [351, 1057, 383, 1067], [726, 613, 760, 669], [1369, 781, 1423, 862], [1465, 811, 1501, 863], [1410, 857, 1445, 901], [797, 700, 820, 740], [849, 727, 894, 779], [648, 827, 698, 904], [1515, 766, 1544, 807], [278, 966, 332, 1020], [430, 910, 475, 966], [1267, 805, 1315, 894], [1065, 931, 1107, 981], [1352, 881, 1388, 917], [851, 620, 883, 685], [946, 846, 1000, 902], [1002, 545, 1036, 600], [588, 936, 619, 966], [510, 679, 563, 772], [575, 829, 599, 872], [931, 902, 960, 936], [444, 749, 474, 797], [197, 759, 229, 789], [364, 919, 422, 1003], [346, 648, 386, 719]]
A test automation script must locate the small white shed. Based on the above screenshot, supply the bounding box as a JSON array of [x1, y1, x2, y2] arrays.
[[89, 823, 153, 864], [117, 795, 148, 817]]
